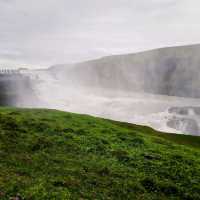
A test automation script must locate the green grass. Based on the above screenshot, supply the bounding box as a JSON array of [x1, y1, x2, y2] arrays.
[[0, 107, 199, 200]]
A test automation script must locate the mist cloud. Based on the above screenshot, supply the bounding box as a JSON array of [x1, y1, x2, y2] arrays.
[[0, 0, 200, 67]]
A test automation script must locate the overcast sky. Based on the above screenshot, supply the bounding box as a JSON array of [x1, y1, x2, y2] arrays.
[[0, 0, 200, 68]]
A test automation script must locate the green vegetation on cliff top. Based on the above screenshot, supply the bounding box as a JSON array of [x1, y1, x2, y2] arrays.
[[0, 107, 199, 200]]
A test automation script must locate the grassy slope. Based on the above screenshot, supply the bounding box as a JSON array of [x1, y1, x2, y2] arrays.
[[0, 108, 199, 200]]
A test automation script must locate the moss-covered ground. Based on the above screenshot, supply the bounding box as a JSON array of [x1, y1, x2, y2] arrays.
[[0, 108, 199, 199]]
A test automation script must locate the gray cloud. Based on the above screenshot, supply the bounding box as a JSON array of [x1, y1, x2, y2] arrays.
[[0, 0, 200, 68]]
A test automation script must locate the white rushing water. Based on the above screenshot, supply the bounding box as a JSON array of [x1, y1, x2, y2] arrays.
[[22, 44, 200, 136], [29, 70, 200, 136]]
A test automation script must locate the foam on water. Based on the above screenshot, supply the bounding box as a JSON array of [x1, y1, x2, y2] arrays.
[[30, 71, 200, 135]]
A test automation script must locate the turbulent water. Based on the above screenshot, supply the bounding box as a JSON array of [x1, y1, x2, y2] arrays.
[[26, 70, 199, 136], [21, 44, 200, 136]]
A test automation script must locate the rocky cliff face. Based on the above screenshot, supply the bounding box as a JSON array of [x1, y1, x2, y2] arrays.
[[0, 73, 38, 106], [42, 44, 200, 135], [50, 44, 200, 98]]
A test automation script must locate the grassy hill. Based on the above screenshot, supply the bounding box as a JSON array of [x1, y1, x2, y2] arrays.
[[0, 108, 199, 200]]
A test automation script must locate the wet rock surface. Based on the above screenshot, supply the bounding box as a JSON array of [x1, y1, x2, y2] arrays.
[[167, 106, 200, 135], [50, 44, 200, 98], [0, 73, 38, 107], [167, 117, 200, 135], [169, 106, 200, 116]]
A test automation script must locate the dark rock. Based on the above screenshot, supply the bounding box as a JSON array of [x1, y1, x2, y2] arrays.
[[167, 117, 200, 135], [0, 73, 38, 106], [169, 106, 200, 116]]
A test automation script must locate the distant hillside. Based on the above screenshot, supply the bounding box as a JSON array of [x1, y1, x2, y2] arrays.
[[50, 44, 200, 98], [0, 108, 199, 199]]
